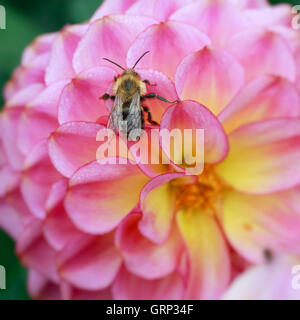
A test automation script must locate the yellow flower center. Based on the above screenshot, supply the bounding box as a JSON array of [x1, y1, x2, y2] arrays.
[[172, 165, 227, 215]]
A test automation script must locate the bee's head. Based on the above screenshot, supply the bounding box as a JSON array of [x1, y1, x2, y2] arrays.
[[120, 71, 140, 95]]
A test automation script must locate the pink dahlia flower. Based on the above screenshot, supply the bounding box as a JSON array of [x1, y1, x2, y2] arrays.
[[1, 0, 300, 300]]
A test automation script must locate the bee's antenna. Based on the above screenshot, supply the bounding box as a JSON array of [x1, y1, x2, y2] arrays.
[[132, 51, 150, 69], [103, 58, 126, 71]]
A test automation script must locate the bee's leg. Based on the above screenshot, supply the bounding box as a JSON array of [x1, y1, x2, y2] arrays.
[[143, 79, 156, 86], [99, 93, 115, 101], [142, 106, 159, 126], [141, 110, 145, 129], [142, 93, 177, 104]]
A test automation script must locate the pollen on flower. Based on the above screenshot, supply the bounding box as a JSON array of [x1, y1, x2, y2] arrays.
[[173, 165, 227, 215]]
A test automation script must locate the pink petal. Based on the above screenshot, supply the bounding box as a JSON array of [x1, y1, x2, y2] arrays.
[[223, 255, 300, 300], [0, 199, 23, 240], [58, 67, 116, 124], [127, 21, 210, 80], [27, 269, 49, 299], [126, 0, 193, 21], [5, 83, 44, 109], [73, 15, 157, 74], [17, 220, 59, 283], [112, 266, 184, 300], [27, 269, 61, 300], [91, 0, 137, 22], [45, 178, 68, 211], [219, 76, 300, 133], [215, 119, 300, 194], [129, 127, 172, 178], [4, 189, 35, 227], [177, 209, 231, 299], [58, 233, 122, 291], [61, 282, 112, 300], [21, 140, 62, 219], [45, 24, 89, 85], [175, 47, 245, 115], [0, 165, 20, 197], [227, 30, 296, 82], [241, 0, 269, 8], [296, 45, 300, 92], [65, 160, 148, 234], [21, 33, 57, 66], [4, 53, 49, 99], [116, 212, 182, 279], [43, 179, 82, 251], [170, 1, 250, 47], [222, 188, 300, 264], [1, 107, 25, 170], [48, 122, 105, 178], [139, 172, 187, 244], [244, 4, 293, 28], [160, 101, 229, 167], [18, 81, 68, 155], [0, 140, 6, 167]]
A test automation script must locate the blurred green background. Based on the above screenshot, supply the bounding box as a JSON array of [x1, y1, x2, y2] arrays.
[[0, 0, 298, 300]]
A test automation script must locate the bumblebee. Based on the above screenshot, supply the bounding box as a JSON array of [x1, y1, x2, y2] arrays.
[[100, 51, 177, 141]]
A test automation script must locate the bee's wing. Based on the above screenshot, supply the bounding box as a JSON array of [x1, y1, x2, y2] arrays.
[[127, 91, 142, 135], [107, 92, 123, 131]]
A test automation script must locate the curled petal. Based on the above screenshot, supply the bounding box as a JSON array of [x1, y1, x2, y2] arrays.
[[127, 21, 210, 80], [18, 81, 68, 155], [139, 172, 187, 244], [1, 108, 25, 170], [127, 0, 193, 22], [116, 213, 182, 279], [0, 200, 23, 240], [216, 119, 300, 194], [5, 83, 44, 109], [48, 122, 105, 178], [46, 24, 89, 85], [222, 189, 300, 264], [44, 179, 82, 251], [244, 5, 293, 28], [58, 233, 122, 291], [17, 220, 59, 283], [170, 1, 250, 47], [223, 255, 300, 300], [129, 127, 172, 178], [73, 15, 157, 74], [177, 209, 231, 299], [21, 33, 57, 66], [65, 160, 148, 234], [241, 0, 269, 8], [4, 189, 34, 227], [0, 166, 20, 197], [219, 76, 300, 133], [21, 140, 62, 219], [58, 67, 116, 124], [160, 101, 229, 166], [91, 0, 137, 22], [61, 282, 112, 300], [4, 54, 49, 99], [175, 47, 245, 115], [112, 266, 184, 300], [27, 269, 61, 300], [227, 30, 296, 82]]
